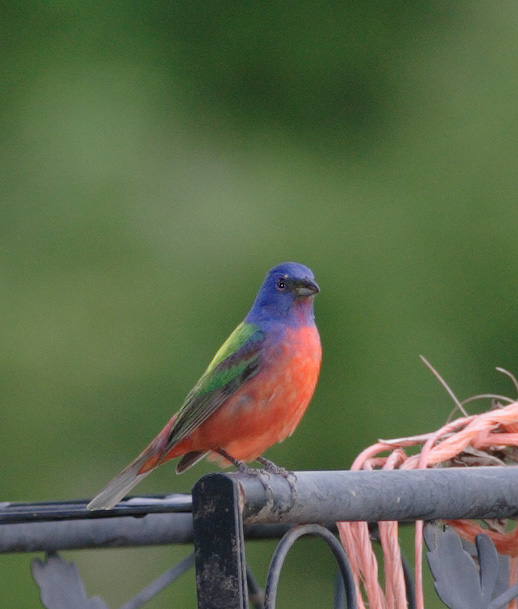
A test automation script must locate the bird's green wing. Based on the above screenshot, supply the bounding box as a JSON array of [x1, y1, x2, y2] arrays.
[[163, 321, 266, 452]]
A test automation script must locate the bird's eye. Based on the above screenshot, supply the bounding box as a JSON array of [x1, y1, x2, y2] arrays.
[[276, 278, 286, 291]]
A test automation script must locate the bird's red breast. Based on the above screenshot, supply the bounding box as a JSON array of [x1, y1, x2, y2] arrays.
[[162, 324, 321, 465]]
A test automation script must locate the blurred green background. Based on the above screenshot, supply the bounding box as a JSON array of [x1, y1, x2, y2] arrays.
[[3, 2, 518, 607]]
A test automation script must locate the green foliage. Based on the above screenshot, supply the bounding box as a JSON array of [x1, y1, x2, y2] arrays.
[[2, 3, 518, 607]]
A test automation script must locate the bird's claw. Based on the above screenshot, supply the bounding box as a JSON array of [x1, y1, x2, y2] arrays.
[[216, 448, 274, 500], [256, 456, 298, 501], [239, 464, 274, 501]]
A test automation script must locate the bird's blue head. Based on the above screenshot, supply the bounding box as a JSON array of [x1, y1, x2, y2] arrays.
[[246, 262, 320, 327]]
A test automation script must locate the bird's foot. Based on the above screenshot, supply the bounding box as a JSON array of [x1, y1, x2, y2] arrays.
[[216, 449, 274, 499], [256, 456, 298, 500], [256, 456, 290, 476], [237, 463, 274, 502]]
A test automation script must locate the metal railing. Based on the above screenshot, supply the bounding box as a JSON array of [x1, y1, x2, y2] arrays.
[[2, 467, 518, 608]]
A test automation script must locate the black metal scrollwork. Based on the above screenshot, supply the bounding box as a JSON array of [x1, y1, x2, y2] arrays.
[[32, 552, 195, 609], [264, 524, 357, 609]]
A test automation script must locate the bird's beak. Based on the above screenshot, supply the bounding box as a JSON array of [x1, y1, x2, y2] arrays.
[[296, 278, 320, 296]]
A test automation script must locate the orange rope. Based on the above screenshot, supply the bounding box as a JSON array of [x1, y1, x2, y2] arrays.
[[338, 398, 518, 609]]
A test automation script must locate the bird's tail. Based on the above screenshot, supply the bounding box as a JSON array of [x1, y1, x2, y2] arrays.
[[87, 419, 177, 511], [86, 448, 155, 511]]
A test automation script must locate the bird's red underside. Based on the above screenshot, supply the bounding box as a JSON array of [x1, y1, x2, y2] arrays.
[[138, 325, 321, 473]]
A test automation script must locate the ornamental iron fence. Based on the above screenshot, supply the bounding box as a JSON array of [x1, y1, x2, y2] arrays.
[[2, 467, 518, 608]]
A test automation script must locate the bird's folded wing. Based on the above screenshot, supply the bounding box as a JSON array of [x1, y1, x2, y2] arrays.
[[160, 321, 266, 457]]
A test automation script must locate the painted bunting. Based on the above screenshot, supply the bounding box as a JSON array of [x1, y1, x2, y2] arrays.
[[87, 262, 321, 510]]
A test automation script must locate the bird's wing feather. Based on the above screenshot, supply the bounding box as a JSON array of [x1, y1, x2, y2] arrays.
[[160, 321, 266, 456], [87, 322, 266, 510]]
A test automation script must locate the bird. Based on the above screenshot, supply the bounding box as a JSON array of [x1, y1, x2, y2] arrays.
[[87, 262, 321, 510]]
